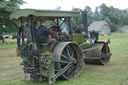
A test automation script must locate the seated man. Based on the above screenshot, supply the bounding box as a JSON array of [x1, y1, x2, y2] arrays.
[[36, 19, 57, 51]]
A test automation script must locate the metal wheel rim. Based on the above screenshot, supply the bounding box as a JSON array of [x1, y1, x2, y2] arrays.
[[56, 43, 84, 80]]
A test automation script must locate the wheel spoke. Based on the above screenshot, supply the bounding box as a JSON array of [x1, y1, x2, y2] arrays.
[[71, 50, 75, 57], [65, 67, 72, 75], [59, 60, 70, 64], [56, 44, 83, 80], [62, 54, 71, 61], [66, 47, 71, 58], [65, 64, 75, 75], [66, 47, 73, 60]]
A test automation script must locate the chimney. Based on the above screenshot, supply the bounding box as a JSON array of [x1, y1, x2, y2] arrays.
[[82, 11, 88, 35]]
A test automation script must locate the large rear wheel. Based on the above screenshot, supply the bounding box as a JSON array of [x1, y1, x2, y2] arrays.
[[53, 42, 84, 80]]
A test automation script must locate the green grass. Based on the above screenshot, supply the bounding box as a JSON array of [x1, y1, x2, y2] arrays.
[[0, 39, 17, 48], [0, 33, 128, 85]]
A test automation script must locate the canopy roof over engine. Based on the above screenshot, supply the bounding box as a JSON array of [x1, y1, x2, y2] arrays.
[[10, 9, 80, 20]]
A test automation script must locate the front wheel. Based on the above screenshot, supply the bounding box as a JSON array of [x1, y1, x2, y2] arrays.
[[84, 44, 111, 65]]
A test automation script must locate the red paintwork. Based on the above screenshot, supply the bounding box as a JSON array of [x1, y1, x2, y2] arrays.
[[96, 41, 109, 53]]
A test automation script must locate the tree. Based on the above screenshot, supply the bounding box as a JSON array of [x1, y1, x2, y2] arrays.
[[0, 0, 24, 35], [96, 3, 128, 32], [84, 6, 93, 25], [71, 4, 128, 32], [93, 7, 103, 21], [71, 8, 83, 30]]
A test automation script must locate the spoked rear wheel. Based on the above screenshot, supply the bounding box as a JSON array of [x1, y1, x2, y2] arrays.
[[54, 42, 84, 80]]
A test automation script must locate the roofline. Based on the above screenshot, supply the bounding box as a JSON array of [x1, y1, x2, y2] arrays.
[[10, 9, 81, 20], [31, 9, 80, 14]]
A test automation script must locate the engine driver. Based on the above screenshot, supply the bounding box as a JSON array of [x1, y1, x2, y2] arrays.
[[36, 19, 57, 51]]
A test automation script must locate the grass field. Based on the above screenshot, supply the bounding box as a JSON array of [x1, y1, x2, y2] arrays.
[[0, 39, 16, 48], [0, 33, 128, 85]]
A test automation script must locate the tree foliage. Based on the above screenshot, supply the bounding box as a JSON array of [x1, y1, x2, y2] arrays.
[[71, 8, 83, 30], [0, 0, 24, 35], [72, 4, 128, 32], [97, 4, 128, 32], [84, 6, 93, 25]]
